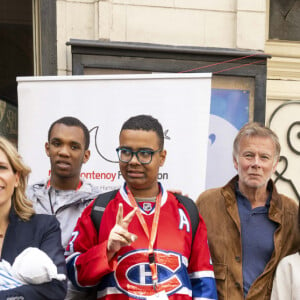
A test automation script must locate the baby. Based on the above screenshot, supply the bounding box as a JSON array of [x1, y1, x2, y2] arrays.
[[0, 247, 65, 290]]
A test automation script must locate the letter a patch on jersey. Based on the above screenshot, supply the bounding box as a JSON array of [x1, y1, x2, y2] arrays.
[[178, 208, 190, 233]]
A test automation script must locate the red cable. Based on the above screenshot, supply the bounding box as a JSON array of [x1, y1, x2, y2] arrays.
[[212, 59, 265, 74], [178, 53, 262, 73]]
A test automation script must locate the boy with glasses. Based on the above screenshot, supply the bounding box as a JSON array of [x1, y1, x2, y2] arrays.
[[65, 114, 217, 300]]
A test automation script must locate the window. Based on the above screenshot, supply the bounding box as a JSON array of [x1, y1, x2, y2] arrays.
[[68, 39, 269, 123], [269, 0, 300, 41]]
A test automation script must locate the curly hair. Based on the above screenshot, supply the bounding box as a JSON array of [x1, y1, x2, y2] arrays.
[[120, 115, 164, 149]]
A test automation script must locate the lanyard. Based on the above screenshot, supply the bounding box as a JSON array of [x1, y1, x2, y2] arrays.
[[126, 187, 162, 291]]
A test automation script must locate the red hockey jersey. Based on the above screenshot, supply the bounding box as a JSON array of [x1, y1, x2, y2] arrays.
[[66, 183, 217, 300]]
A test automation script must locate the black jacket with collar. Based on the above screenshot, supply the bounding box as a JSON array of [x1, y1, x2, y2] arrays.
[[0, 208, 67, 300]]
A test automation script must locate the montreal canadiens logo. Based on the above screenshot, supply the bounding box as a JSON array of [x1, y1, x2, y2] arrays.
[[114, 249, 183, 298]]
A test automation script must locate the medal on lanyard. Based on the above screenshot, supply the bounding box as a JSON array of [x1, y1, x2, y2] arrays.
[[126, 187, 162, 291], [147, 291, 168, 300]]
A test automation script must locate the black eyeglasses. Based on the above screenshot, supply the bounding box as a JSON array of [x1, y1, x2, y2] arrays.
[[116, 147, 161, 164]]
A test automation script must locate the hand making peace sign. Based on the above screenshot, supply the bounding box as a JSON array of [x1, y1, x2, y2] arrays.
[[107, 203, 137, 261]]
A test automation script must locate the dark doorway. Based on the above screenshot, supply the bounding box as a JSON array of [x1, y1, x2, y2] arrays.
[[0, 0, 33, 106]]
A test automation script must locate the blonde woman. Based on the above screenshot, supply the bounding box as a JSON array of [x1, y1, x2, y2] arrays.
[[0, 136, 66, 299]]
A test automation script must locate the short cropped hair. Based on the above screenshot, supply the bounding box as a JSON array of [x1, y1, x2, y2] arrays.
[[48, 116, 90, 150], [0, 136, 34, 221], [233, 122, 281, 160], [120, 115, 164, 149]]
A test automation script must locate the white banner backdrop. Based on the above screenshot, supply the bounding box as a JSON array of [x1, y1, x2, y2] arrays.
[[17, 73, 211, 200]]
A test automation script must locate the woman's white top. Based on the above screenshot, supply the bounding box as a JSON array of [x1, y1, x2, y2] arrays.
[[271, 252, 300, 300]]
